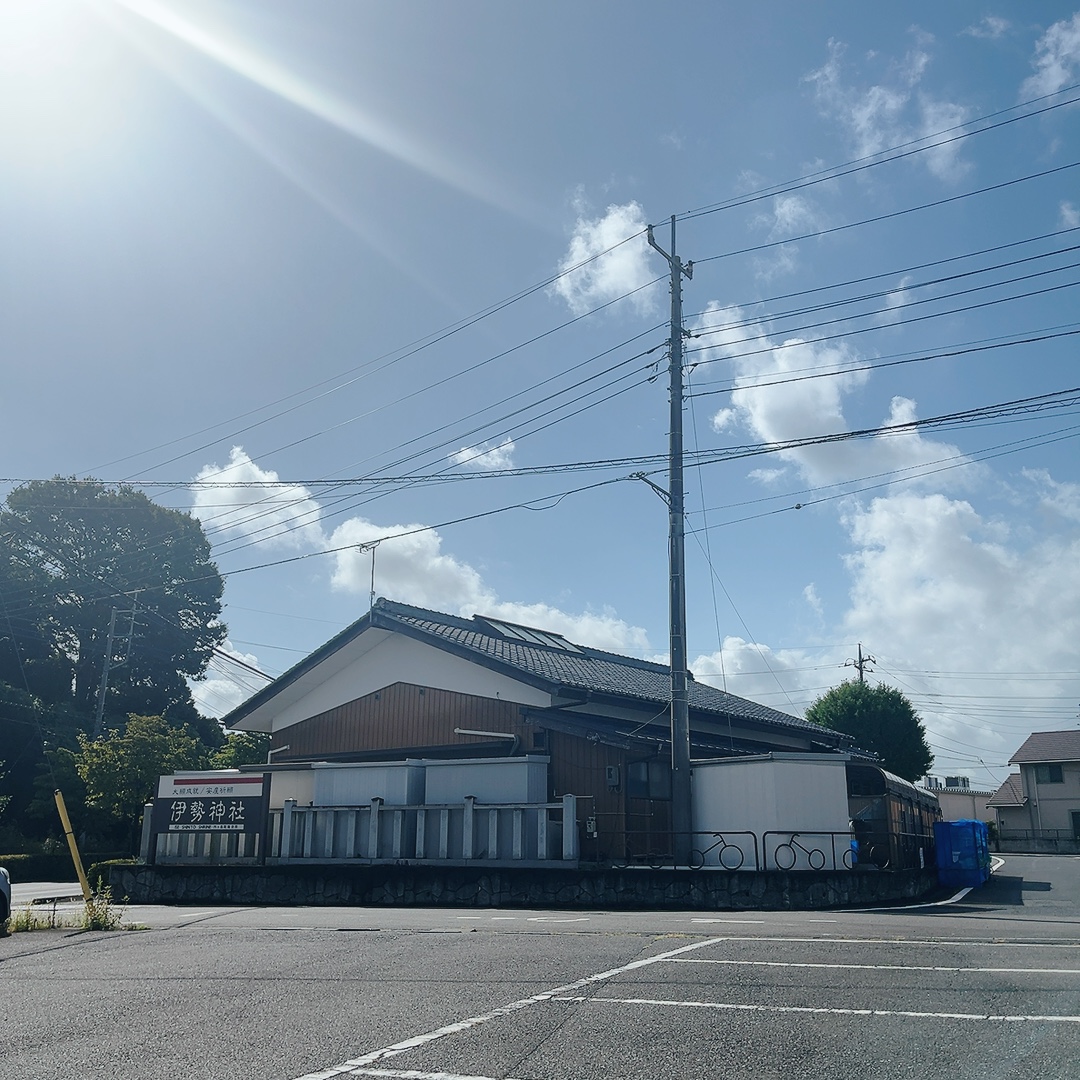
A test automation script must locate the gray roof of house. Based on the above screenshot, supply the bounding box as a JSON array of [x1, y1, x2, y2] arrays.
[[374, 599, 845, 742], [1009, 730, 1080, 764], [987, 773, 1026, 808], [222, 597, 850, 749]]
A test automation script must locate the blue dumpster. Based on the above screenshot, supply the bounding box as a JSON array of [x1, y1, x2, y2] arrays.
[[934, 819, 991, 888]]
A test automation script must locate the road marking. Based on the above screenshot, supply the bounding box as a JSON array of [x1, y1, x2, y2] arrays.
[[178, 912, 214, 919], [705, 935, 1080, 949], [670, 958, 1080, 975], [344, 1070, 524, 1080], [289, 935, 730, 1080], [490, 917, 518, 921], [454, 917, 483, 921], [691, 918, 765, 924], [554, 995, 1080, 1023], [526, 916, 590, 923]]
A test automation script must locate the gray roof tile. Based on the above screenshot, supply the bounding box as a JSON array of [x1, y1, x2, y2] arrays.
[[1009, 730, 1080, 764], [987, 773, 1026, 807], [377, 600, 842, 740]]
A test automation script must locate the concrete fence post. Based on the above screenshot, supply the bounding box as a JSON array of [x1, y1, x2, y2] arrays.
[[368, 797, 383, 859], [562, 794, 578, 860], [281, 799, 296, 860], [140, 803, 155, 865], [463, 796, 477, 860]]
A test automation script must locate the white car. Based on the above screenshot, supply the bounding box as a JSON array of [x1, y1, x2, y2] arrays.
[[0, 866, 10, 934]]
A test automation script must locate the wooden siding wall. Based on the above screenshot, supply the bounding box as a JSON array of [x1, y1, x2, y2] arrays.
[[272, 684, 673, 861], [547, 730, 672, 862], [274, 682, 528, 759]]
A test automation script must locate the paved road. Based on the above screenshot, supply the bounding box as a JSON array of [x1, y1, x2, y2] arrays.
[[2, 855, 1078, 1080]]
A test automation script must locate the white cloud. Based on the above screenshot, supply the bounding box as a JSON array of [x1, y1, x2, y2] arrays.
[[1025, 468, 1080, 522], [448, 437, 515, 471], [188, 449, 651, 657], [806, 38, 971, 182], [190, 446, 325, 550], [751, 193, 826, 279], [881, 274, 915, 322], [551, 198, 660, 316], [697, 304, 969, 488], [330, 516, 489, 612], [1061, 201, 1080, 228], [963, 15, 1010, 41], [837, 486, 1080, 765], [690, 470, 1080, 779], [327, 516, 652, 654], [691, 637, 823, 710], [1020, 13, 1080, 99], [191, 639, 269, 720]]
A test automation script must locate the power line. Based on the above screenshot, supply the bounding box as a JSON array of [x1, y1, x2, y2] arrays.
[[680, 86, 1080, 222], [691, 160, 1080, 268]]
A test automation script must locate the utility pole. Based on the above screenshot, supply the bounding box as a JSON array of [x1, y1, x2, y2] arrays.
[[92, 596, 140, 739], [647, 215, 694, 866], [845, 643, 875, 684]]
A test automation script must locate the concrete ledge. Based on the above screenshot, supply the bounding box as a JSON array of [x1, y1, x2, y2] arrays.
[[110, 863, 939, 910]]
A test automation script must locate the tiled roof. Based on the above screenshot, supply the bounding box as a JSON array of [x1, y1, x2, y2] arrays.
[[1009, 730, 1080, 764], [987, 773, 1026, 808], [375, 599, 844, 741]]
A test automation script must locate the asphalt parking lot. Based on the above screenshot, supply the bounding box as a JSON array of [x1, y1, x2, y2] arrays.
[[2, 855, 1078, 1080]]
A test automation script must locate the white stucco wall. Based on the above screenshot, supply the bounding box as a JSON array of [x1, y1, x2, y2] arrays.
[[1021, 762, 1080, 833], [309, 762, 425, 807], [250, 631, 553, 733], [423, 756, 550, 805], [692, 754, 851, 869]]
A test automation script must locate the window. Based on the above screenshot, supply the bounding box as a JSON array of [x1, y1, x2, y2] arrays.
[[478, 617, 582, 653], [1034, 763, 1063, 784], [626, 759, 672, 801]]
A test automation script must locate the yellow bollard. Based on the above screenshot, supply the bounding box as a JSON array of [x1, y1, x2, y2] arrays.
[[53, 790, 92, 901]]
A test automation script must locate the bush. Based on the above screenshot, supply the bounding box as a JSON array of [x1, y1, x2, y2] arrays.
[[86, 858, 137, 886], [0, 851, 130, 882], [0, 853, 75, 881]]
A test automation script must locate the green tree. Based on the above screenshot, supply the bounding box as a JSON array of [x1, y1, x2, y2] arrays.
[[805, 680, 933, 781], [75, 714, 207, 830], [0, 478, 226, 727], [210, 730, 271, 769]]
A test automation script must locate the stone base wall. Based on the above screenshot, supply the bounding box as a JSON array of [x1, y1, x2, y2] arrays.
[[111, 863, 940, 910], [996, 837, 1080, 855]]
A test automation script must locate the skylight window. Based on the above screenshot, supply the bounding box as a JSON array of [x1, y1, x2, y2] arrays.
[[477, 617, 582, 653]]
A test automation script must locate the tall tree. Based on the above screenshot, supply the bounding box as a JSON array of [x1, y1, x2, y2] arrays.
[[74, 714, 208, 844], [211, 731, 271, 768], [805, 680, 933, 781], [0, 478, 226, 728]]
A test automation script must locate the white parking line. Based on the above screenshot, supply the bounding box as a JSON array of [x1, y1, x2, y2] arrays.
[[670, 958, 1080, 975], [345, 1070, 523, 1080], [289, 935, 729, 1080], [555, 995, 1080, 1023], [691, 918, 765, 924], [709, 935, 1080, 949]]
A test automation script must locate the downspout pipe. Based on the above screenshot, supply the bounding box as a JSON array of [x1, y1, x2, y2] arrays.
[[454, 728, 520, 755]]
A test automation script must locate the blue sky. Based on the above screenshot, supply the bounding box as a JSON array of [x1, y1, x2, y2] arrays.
[[3, 1, 1079, 789]]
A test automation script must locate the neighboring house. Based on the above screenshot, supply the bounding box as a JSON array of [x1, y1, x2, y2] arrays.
[[993, 731, 1080, 850], [987, 773, 1027, 835], [919, 777, 995, 824], [223, 598, 857, 859]]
